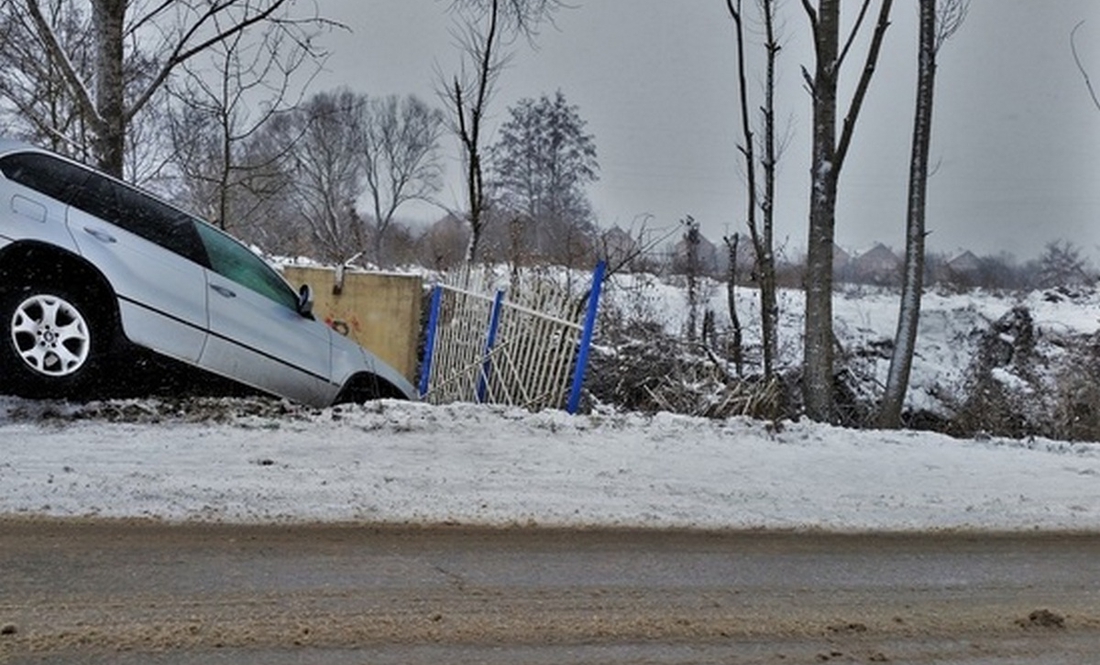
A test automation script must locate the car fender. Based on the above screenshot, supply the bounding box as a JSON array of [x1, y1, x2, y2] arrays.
[[329, 330, 417, 401], [1, 185, 80, 255], [0, 239, 116, 308]]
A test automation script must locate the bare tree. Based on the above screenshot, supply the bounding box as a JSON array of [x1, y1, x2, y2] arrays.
[[878, 0, 968, 429], [4, 0, 327, 178], [279, 89, 368, 263], [726, 0, 785, 381], [438, 0, 566, 263], [0, 1, 93, 155], [361, 95, 446, 265], [167, 11, 320, 239], [1036, 239, 1095, 289], [800, 0, 893, 422]]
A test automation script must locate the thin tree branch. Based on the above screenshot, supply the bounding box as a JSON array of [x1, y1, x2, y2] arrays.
[[835, 0, 893, 171], [127, 0, 297, 122], [837, 0, 872, 71], [1072, 20, 1100, 112], [22, 0, 103, 131]]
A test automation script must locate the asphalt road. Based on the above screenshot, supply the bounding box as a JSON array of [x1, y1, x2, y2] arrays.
[[2, 521, 1099, 664]]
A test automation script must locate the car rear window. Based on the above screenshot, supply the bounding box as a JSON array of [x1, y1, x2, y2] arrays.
[[0, 152, 88, 203], [1, 149, 209, 269], [112, 184, 209, 266]]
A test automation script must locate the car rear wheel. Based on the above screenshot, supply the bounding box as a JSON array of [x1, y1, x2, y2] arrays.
[[0, 286, 105, 398]]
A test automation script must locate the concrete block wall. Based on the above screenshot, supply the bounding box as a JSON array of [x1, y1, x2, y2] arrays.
[[282, 266, 423, 383]]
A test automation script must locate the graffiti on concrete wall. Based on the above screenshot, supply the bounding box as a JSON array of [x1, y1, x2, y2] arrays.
[[322, 308, 362, 339]]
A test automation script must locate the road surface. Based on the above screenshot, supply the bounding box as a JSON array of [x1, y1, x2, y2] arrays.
[[1, 521, 1099, 664]]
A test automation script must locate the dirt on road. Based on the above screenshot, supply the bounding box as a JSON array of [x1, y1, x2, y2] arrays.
[[2, 520, 1099, 664]]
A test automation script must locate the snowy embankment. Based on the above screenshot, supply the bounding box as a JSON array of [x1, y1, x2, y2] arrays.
[[3, 397, 1100, 532], [604, 276, 1100, 419]]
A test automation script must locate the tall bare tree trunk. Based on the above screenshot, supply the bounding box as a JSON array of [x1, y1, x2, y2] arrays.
[[879, 0, 967, 427], [452, 0, 496, 266], [758, 0, 781, 382], [92, 0, 125, 176], [443, 0, 565, 264], [801, 0, 894, 422], [802, 0, 841, 422], [727, 0, 781, 381], [878, 0, 935, 428]]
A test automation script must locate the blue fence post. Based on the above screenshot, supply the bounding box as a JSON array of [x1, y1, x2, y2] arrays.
[[567, 260, 605, 414], [477, 289, 505, 403], [417, 284, 444, 398]]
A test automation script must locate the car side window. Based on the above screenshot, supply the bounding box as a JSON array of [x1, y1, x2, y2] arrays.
[[67, 169, 121, 224], [112, 185, 208, 265], [65, 170, 209, 266], [0, 152, 88, 203], [193, 221, 299, 311]]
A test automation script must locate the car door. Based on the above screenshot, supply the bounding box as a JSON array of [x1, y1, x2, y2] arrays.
[[192, 221, 337, 406], [64, 169, 209, 364]]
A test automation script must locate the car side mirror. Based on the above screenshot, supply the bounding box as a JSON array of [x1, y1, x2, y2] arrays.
[[297, 283, 314, 317]]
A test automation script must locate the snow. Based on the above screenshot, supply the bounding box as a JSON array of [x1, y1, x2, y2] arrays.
[[604, 277, 1100, 417], [3, 396, 1100, 532], [2, 282, 1099, 533]]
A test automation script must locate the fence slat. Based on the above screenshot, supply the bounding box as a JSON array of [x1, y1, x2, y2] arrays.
[[420, 262, 605, 412]]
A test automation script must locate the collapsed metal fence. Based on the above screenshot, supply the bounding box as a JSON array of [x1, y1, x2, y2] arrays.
[[418, 262, 605, 413]]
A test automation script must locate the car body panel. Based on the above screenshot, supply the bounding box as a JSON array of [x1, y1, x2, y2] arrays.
[[2, 181, 79, 254], [66, 205, 209, 364], [202, 267, 337, 406], [0, 139, 417, 406]]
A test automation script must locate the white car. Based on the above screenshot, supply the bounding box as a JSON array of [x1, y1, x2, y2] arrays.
[[0, 139, 416, 406]]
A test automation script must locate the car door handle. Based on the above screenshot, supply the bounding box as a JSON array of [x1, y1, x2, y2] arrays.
[[210, 284, 236, 299], [83, 226, 117, 244]]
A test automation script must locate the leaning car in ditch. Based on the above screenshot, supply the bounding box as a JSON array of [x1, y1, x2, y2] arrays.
[[0, 139, 416, 407]]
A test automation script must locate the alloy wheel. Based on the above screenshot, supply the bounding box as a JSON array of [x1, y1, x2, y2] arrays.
[[10, 294, 92, 377]]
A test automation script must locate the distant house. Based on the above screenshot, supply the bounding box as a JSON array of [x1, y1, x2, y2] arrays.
[[833, 245, 852, 275], [712, 232, 758, 280], [850, 243, 901, 285], [671, 232, 720, 276], [598, 225, 639, 268], [931, 250, 985, 287], [947, 250, 982, 275]]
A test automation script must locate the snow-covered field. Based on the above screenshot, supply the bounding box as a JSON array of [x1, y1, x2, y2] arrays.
[[603, 276, 1100, 418], [1, 282, 1098, 532]]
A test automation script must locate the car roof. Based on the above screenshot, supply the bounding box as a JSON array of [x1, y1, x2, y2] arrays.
[[0, 136, 300, 285]]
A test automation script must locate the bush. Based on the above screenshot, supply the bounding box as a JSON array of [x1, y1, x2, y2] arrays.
[[587, 304, 786, 420], [1050, 332, 1100, 442]]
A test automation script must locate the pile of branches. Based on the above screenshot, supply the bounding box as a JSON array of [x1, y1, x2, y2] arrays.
[[586, 322, 786, 420]]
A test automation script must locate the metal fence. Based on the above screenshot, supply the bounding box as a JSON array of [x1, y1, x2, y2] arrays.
[[418, 263, 605, 413]]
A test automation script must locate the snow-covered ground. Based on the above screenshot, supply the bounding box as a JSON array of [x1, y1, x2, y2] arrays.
[[1, 282, 1098, 532], [603, 276, 1100, 417], [3, 395, 1100, 532]]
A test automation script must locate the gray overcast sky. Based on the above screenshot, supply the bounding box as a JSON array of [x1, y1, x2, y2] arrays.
[[314, 1, 1100, 262]]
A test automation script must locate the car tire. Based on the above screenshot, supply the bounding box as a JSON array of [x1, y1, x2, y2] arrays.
[[0, 285, 107, 398]]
